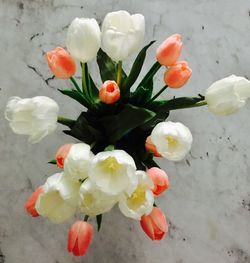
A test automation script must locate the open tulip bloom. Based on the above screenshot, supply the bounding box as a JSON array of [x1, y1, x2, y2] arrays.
[[5, 10, 250, 257]]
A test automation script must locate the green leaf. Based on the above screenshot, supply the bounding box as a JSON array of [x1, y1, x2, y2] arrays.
[[123, 41, 155, 90], [97, 49, 127, 83], [48, 159, 56, 165], [58, 89, 90, 108], [96, 214, 102, 231], [98, 104, 156, 143], [64, 113, 102, 144], [130, 79, 153, 106], [84, 63, 99, 102]]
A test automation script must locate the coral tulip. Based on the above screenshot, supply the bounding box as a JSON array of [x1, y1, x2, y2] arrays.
[[55, 144, 73, 169], [24, 186, 44, 217], [145, 136, 162, 157], [140, 207, 168, 240], [99, 80, 120, 104], [46, 47, 76, 79], [147, 167, 169, 196], [164, 61, 192, 88], [156, 34, 182, 66], [68, 221, 94, 256]]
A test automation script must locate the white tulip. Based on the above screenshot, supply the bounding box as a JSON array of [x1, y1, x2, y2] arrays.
[[101, 10, 145, 62], [119, 171, 154, 220], [35, 173, 80, 224], [64, 143, 94, 181], [66, 17, 101, 62], [88, 150, 137, 196], [5, 96, 59, 143], [151, 121, 193, 161], [205, 75, 250, 115], [79, 179, 117, 216]]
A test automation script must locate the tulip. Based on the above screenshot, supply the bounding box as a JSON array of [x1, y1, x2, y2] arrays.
[[156, 34, 183, 66], [64, 143, 94, 181], [147, 167, 169, 196], [205, 75, 250, 115], [99, 80, 120, 104], [45, 47, 76, 79], [140, 207, 168, 240], [145, 136, 162, 157], [66, 17, 101, 62], [89, 150, 137, 196], [24, 186, 44, 217], [68, 221, 93, 256], [102, 10, 145, 62], [5, 96, 59, 143], [164, 61, 192, 88], [55, 144, 73, 169], [119, 171, 154, 220], [151, 121, 193, 161]]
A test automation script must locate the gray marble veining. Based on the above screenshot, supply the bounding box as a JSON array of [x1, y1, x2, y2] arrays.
[[1, 0, 250, 262]]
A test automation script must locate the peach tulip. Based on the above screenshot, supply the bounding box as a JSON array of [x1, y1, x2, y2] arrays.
[[156, 34, 182, 66], [147, 167, 169, 196], [55, 144, 73, 169], [145, 136, 162, 157], [24, 186, 44, 217], [140, 207, 168, 240], [68, 221, 93, 257], [99, 80, 120, 104], [164, 61, 192, 88], [46, 47, 76, 79]]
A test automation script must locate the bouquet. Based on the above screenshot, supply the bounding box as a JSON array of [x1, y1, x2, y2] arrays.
[[5, 10, 250, 257]]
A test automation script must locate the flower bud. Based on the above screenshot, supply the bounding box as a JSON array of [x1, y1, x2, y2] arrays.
[[164, 61, 192, 88], [24, 186, 44, 217], [68, 221, 93, 256], [156, 34, 182, 66], [145, 136, 162, 157], [99, 81, 120, 104], [147, 167, 169, 196], [55, 144, 73, 169], [140, 207, 168, 240], [45, 47, 76, 79]]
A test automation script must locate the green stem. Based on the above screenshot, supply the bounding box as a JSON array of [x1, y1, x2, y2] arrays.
[[170, 100, 207, 110], [147, 85, 168, 103], [81, 62, 89, 97], [138, 61, 161, 88], [69, 77, 81, 93], [57, 116, 75, 127], [84, 215, 89, 222], [117, 61, 122, 86]]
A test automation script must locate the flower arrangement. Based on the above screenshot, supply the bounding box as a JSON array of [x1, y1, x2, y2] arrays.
[[5, 10, 250, 257]]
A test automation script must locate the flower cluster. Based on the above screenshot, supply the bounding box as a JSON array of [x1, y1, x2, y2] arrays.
[[5, 10, 250, 257]]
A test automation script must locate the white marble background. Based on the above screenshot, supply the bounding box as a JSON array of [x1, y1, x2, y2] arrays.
[[1, 0, 250, 262]]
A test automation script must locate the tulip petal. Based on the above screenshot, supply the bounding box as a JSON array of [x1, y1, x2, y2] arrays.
[[140, 216, 155, 240], [68, 221, 81, 252]]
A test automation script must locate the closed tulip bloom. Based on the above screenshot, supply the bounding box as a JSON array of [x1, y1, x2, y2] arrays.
[[68, 221, 93, 256], [147, 167, 169, 196], [102, 10, 145, 62], [151, 121, 193, 161], [156, 34, 183, 66], [66, 17, 101, 62], [55, 144, 73, 169], [140, 207, 168, 240], [5, 96, 59, 143], [205, 75, 250, 115], [145, 136, 162, 157], [99, 80, 120, 104], [24, 186, 44, 217], [164, 61, 192, 88], [46, 47, 76, 79]]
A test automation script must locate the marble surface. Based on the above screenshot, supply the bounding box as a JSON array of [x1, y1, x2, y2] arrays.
[[1, 0, 250, 262]]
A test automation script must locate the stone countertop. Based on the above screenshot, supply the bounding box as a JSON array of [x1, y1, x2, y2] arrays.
[[0, 0, 250, 262]]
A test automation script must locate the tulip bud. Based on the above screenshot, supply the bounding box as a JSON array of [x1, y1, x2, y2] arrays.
[[145, 136, 162, 157], [66, 17, 101, 62], [55, 144, 73, 169], [140, 207, 168, 240], [156, 34, 183, 66], [147, 167, 169, 196], [164, 61, 192, 88], [45, 47, 76, 79], [68, 221, 94, 256], [99, 81, 120, 104], [24, 186, 44, 217]]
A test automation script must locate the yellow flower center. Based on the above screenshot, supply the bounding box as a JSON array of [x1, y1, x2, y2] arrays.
[[127, 186, 146, 209], [100, 157, 122, 174], [166, 135, 178, 150], [83, 193, 94, 207]]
